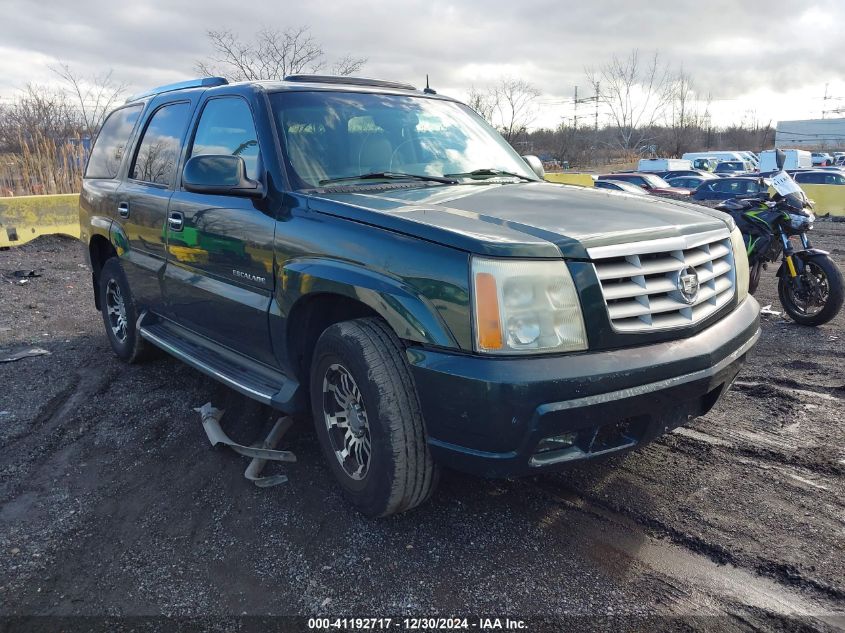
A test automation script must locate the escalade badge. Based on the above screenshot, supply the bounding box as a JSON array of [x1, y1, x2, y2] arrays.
[[677, 267, 699, 304]]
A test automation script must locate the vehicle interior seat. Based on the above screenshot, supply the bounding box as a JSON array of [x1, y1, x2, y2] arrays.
[[355, 135, 393, 174]]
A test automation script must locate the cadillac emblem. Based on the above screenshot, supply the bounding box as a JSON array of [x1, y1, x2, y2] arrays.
[[677, 266, 700, 304]]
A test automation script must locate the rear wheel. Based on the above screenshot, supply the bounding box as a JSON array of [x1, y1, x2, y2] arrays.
[[778, 255, 844, 326], [98, 258, 151, 362], [310, 317, 439, 517]]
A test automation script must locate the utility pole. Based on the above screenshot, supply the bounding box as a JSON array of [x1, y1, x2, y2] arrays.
[[573, 85, 578, 132], [593, 81, 600, 131], [823, 83, 829, 119]]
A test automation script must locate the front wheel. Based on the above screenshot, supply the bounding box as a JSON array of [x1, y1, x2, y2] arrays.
[[309, 317, 439, 517], [778, 255, 844, 326]]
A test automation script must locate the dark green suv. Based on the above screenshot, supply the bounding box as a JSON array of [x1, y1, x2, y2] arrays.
[[80, 75, 759, 516]]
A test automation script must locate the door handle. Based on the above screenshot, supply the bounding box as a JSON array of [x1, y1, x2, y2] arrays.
[[168, 211, 184, 231], [117, 202, 130, 218]]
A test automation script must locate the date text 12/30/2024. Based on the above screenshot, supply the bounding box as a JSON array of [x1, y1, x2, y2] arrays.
[[307, 618, 527, 630]]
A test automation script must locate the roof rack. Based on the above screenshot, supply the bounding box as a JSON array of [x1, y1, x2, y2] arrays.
[[125, 77, 228, 103], [284, 75, 417, 91]]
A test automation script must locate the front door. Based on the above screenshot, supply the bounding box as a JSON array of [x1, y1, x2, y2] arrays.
[[164, 95, 277, 366]]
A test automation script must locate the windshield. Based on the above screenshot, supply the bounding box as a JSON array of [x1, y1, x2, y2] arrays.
[[643, 174, 671, 188], [717, 162, 744, 171], [269, 91, 537, 189]]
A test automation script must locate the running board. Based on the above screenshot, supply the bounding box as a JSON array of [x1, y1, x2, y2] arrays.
[[139, 320, 303, 412]]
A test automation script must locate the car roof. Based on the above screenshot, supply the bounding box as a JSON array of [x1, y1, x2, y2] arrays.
[[126, 75, 458, 105]]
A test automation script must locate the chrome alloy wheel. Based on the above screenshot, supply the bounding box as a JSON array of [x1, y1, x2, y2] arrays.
[[322, 363, 371, 480], [105, 279, 128, 343]]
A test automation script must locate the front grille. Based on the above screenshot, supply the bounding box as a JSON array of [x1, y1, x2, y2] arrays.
[[588, 229, 735, 332]]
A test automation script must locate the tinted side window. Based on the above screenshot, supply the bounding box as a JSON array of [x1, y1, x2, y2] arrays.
[[190, 98, 260, 180], [85, 105, 143, 179], [130, 102, 191, 186], [798, 173, 823, 184]]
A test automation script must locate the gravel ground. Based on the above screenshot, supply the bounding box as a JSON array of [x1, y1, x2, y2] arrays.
[[1, 226, 844, 632]]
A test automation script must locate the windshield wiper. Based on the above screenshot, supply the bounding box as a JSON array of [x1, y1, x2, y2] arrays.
[[319, 172, 457, 185], [444, 168, 535, 181]]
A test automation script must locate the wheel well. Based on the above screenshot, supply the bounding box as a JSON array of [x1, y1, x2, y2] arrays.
[[286, 293, 380, 384], [89, 235, 117, 310]]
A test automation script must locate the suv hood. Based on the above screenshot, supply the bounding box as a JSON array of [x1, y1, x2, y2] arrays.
[[307, 181, 732, 259]]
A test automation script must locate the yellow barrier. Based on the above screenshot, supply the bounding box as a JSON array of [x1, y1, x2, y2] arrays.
[[544, 173, 595, 187], [796, 184, 845, 217], [0, 194, 80, 248]]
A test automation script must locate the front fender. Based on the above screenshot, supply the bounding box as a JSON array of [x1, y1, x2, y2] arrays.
[[775, 248, 830, 277], [281, 258, 460, 348]]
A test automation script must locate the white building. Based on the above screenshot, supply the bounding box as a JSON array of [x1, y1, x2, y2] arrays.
[[775, 118, 845, 149]]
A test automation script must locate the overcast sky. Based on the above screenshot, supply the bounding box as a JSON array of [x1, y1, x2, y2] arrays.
[[1, 0, 843, 129]]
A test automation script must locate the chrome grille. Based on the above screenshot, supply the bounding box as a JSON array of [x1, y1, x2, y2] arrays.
[[588, 229, 735, 332]]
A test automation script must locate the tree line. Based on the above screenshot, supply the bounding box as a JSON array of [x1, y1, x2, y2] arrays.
[[0, 32, 775, 195]]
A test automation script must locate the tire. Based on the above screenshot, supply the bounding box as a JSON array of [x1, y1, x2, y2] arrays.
[[778, 255, 844, 326], [98, 257, 151, 363], [309, 317, 439, 517]]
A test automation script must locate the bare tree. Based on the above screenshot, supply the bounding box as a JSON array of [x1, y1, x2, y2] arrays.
[[50, 63, 127, 139], [195, 27, 365, 81], [586, 50, 672, 152], [0, 84, 80, 152], [664, 68, 709, 156], [493, 79, 542, 143], [466, 85, 497, 123], [466, 79, 541, 143]]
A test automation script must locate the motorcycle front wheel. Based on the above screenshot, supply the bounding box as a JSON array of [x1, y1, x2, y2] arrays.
[[778, 255, 844, 326]]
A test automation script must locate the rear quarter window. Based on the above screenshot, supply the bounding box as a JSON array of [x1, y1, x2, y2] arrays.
[[85, 105, 143, 179]]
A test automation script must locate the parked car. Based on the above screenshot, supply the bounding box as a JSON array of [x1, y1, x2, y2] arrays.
[[656, 169, 720, 181], [682, 151, 746, 164], [835, 155, 845, 166], [811, 152, 833, 166], [692, 157, 719, 172], [595, 172, 691, 195], [79, 75, 759, 517], [714, 161, 752, 177], [666, 175, 711, 189], [692, 177, 767, 201], [793, 170, 845, 185], [593, 179, 649, 195]]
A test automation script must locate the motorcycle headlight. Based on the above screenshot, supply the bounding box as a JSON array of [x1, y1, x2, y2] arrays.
[[471, 257, 587, 354], [729, 227, 749, 303]]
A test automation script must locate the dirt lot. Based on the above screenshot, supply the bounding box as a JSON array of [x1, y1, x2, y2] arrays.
[[1, 224, 844, 631]]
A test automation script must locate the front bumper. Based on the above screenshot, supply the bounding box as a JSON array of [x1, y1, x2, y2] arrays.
[[407, 296, 760, 477]]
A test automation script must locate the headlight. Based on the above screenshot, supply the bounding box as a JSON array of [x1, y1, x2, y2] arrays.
[[729, 228, 749, 303], [471, 257, 587, 354]]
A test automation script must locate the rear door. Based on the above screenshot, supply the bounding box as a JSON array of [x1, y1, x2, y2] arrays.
[[164, 94, 277, 366], [115, 100, 193, 313], [81, 104, 144, 235]]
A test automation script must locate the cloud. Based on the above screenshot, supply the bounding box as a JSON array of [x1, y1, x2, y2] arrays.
[[1, 0, 843, 126]]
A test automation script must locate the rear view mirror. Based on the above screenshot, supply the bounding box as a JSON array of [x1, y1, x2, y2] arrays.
[[775, 148, 786, 170], [522, 155, 545, 179], [182, 155, 263, 197]]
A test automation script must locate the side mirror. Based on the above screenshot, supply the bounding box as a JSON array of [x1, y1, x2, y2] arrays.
[[522, 155, 545, 179], [182, 155, 263, 197], [775, 148, 786, 170]]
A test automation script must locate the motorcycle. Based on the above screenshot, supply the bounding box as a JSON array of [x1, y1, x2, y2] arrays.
[[716, 149, 844, 326]]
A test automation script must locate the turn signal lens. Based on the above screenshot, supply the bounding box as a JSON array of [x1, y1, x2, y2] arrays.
[[474, 272, 504, 350], [729, 228, 750, 303]]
